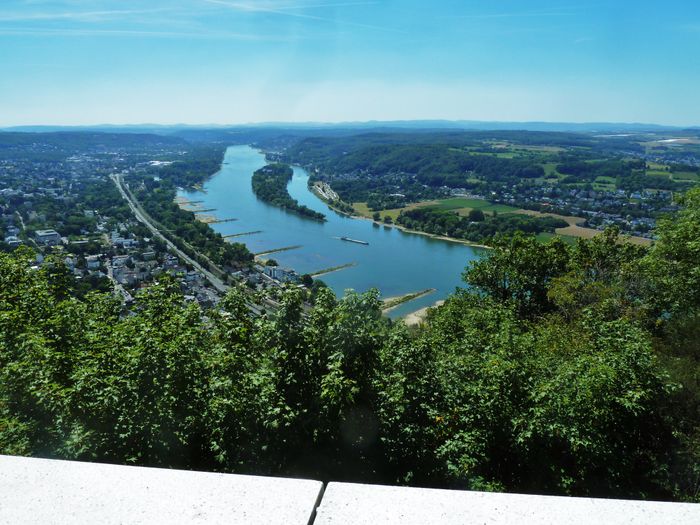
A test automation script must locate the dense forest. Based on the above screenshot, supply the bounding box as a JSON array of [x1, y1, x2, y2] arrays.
[[1, 188, 699, 501], [397, 207, 568, 244], [252, 163, 326, 221]]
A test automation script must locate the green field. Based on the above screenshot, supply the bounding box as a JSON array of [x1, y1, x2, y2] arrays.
[[593, 183, 616, 191], [352, 202, 372, 217], [672, 171, 699, 182], [646, 170, 672, 179], [353, 197, 519, 222], [428, 197, 517, 214], [542, 162, 561, 177], [595, 176, 617, 184], [593, 175, 616, 191], [647, 162, 667, 170]]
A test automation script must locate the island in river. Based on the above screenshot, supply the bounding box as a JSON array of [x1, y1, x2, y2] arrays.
[[178, 145, 485, 319]]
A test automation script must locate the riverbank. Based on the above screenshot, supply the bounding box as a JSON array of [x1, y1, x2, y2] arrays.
[[304, 178, 491, 250], [403, 300, 446, 326]]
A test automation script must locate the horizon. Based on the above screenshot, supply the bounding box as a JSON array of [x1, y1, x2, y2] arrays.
[[3, 118, 700, 131], [2, 1, 700, 127]]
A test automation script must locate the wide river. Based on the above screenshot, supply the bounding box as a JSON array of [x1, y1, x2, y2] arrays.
[[178, 145, 484, 318]]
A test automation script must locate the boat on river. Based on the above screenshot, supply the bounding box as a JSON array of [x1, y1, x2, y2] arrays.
[[340, 236, 369, 245]]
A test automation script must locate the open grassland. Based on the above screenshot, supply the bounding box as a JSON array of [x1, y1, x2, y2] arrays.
[[429, 197, 518, 214], [353, 200, 437, 221], [352, 202, 372, 217], [356, 198, 654, 246], [672, 172, 699, 182], [646, 170, 672, 179], [542, 162, 561, 177], [595, 176, 617, 184], [593, 182, 616, 191], [593, 175, 616, 191], [517, 209, 653, 246], [353, 198, 517, 220], [647, 162, 667, 170]]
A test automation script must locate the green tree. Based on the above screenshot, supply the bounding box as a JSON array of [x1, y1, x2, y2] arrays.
[[464, 233, 570, 318], [468, 209, 485, 222]]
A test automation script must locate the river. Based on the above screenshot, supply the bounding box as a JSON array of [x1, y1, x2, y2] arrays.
[[178, 145, 484, 319]]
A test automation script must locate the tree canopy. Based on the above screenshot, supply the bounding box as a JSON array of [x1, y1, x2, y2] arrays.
[[2, 188, 700, 501]]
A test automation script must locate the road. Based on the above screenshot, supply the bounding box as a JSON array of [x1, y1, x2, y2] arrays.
[[14, 211, 26, 231], [110, 174, 229, 294], [111, 174, 287, 317], [105, 259, 134, 303]]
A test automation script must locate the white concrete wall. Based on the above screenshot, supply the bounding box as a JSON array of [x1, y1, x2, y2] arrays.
[[2, 456, 699, 524], [0, 455, 323, 525], [315, 482, 700, 524]]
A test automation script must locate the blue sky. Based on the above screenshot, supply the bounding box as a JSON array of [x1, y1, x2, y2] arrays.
[[1, 0, 699, 126]]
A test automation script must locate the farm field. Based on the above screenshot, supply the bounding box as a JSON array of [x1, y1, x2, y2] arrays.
[[516, 209, 653, 245], [353, 197, 519, 222], [352, 200, 437, 221], [672, 171, 699, 181], [354, 196, 654, 246], [429, 197, 518, 214]]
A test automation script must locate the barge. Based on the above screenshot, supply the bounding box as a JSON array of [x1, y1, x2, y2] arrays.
[[340, 236, 369, 245]]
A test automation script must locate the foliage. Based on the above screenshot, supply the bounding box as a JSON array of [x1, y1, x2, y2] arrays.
[[2, 188, 700, 501], [397, 207, 567, 245], [252, 163, 326, 221]]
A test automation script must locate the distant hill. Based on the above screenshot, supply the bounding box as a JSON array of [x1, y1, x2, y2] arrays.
[[3, 120, 697, 135]]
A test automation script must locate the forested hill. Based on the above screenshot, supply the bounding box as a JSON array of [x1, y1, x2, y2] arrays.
[[2, 189, 700, 502], [279, 130, 699, 226], [0, 131, 187, 160], [283, 132, 657, 187], [284, 130, 643, 163]]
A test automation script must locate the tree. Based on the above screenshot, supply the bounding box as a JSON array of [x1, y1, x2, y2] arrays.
[[372, 211, 381, 222], [642, 188, 700, 315], [468, 209, 485, 222], [463, 233, 570, 318]]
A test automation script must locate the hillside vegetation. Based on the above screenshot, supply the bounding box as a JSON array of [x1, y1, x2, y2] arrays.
[[1, 189, 700, 501]]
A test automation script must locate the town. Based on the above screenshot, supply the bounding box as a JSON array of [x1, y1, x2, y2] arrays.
[[0, 133, 310, 312]]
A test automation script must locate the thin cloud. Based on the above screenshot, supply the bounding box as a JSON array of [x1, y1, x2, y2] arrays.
[[449, 11, 576, 20], [203, 0, 403, 33], [0, 26, 292, 41], [444, 4, 596, 20], [270, 2, 379, 9], [0, 8, 173, 22]]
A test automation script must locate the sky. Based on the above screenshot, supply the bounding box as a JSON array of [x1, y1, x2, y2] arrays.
[[1, 0, 699, 126]]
